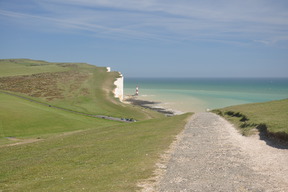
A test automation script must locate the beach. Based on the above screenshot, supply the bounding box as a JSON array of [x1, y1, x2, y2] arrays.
[[124, 96, 179, 115]]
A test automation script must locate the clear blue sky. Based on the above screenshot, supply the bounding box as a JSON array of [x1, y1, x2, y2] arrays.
[[1, 0, 288, 78]]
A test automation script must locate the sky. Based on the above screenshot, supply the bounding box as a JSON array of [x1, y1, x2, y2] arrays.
[[0, 0, 288, 78]]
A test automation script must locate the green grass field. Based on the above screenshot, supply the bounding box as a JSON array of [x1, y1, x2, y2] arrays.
[[0, 93, 120, 142], [0, 94, 191, 191], [0, 59, 191, 191], [213, 99, 288, 141]]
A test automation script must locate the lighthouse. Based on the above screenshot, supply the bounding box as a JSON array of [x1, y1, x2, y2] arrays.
[[135, 85, 139, 96]]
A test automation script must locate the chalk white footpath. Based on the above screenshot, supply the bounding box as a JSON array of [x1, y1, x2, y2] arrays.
[[141, 112, 288, 192]]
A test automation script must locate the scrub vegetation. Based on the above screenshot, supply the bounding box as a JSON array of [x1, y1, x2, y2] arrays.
[[0, 59, 191, 191]]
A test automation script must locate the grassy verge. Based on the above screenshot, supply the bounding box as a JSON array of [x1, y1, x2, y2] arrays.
[[212, 99, 288, 141], [0, 113, 192, 191]]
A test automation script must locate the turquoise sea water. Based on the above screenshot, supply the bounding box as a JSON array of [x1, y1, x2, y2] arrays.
[[124, 78, 288, 112]]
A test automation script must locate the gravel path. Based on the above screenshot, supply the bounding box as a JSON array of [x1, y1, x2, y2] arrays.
[[145, 112, 288, 192]]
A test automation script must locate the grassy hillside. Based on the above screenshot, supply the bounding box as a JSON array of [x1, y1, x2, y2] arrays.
[[213, 99, 288, 141], [0, 111, 191, 191], [0, 58, 190, 191], [0, 59, 163, 120], [0, 59, 70, 77], [0, 93, 119, 144]]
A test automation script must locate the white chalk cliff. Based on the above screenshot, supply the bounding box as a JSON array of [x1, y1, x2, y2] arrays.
[[114, 73, 124, 102], [107, 67, 124, 102]]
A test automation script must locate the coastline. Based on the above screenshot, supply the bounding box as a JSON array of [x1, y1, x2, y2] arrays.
[[124, 78, 288, 113], [124, 95, 183, 116]]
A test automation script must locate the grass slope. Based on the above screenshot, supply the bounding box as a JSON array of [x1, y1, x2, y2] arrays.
[[213, 99, 288, 141], [0, 92, 120, 144], [0, 59, 163, 120], [0, 113, 192, 191], [0, 58, 190, 191], [0, 59, 69, 77]]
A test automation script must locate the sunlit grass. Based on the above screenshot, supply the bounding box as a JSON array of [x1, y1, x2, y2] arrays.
[[213, 99, 288, 140], [0, 58, 190, 191], [0, 112, 192, 191], [0, 59, 163, 120]]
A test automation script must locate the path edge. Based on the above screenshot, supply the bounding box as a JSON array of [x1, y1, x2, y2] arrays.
[[137, 115, 194, 192]]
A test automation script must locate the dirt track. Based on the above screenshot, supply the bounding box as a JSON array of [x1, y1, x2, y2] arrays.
[[141, 112, 288, 192]]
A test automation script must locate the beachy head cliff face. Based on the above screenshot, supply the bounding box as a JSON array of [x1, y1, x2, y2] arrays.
[[107, 67, 124, 102]]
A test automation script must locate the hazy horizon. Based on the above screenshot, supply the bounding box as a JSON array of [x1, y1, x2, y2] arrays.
[[1, 0, 288, 78]]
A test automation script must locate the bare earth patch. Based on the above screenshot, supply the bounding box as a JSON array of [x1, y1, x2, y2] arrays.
[[1, 130, 85, 148], [139, 112, 288, 192]]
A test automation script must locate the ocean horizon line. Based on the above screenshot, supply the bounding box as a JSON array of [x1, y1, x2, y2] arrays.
[[125, 77, 288, 79]]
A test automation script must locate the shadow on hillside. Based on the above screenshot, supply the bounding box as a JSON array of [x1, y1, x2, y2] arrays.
[[257, 124, 288, 150], [213, 110, 288, 150]]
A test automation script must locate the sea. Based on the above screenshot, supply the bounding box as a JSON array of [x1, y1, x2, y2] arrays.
[[124, 78, 288, 113]]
